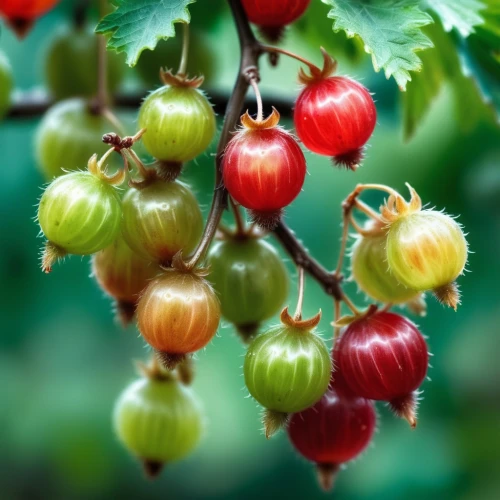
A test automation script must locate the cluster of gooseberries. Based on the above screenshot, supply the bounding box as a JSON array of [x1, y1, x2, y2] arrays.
[[6, 0, 469, 491]]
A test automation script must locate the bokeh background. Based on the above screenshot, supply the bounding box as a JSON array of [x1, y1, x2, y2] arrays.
[[1, 1, 499, 499]]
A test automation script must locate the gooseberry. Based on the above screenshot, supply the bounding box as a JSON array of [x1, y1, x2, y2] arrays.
[[121, 180, 203, 266], [336, 309, 429, 427], [294, 51, 376, 169], [92, 234, 160, 325], [38, 160, 122, 273], [208, 236, 289, 341], [114, 371, 203, 477], [244, 308, 331, 437], [222, 108, 307, 228], [136, 267, 221, 368]]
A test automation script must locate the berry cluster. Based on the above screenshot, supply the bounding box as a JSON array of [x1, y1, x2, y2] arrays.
[[30, 1, 470, 491]]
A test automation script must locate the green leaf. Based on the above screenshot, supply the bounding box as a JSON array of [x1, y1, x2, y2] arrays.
[[95, 0, 195, 67], [295, 0, 365, 64], [456, 2, 500, 123], [422, 0, 485, 37], [322, 0, 434, 90]]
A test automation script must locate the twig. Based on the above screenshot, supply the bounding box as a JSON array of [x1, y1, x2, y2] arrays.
[[6, 90, 295, 119], [273, 222, 343, 300]]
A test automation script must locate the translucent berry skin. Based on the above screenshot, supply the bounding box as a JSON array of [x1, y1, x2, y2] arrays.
[[138, 85, 216, 163], [137, 270, 221, 355], [0, 51, 13, 119], [0, 0, 59, 20], [244, 325, 331, 414], [114, 377, 203, 464], [351, 232, 419, 304], [35, 99, 122, 180], [45, 28, 124, 100], [92, 234, 160, 304], [288, 378, 376, 466], [222, 127, 306, 213], [38, 171, 122, 255], [241, 0, 311, 27], [386, 211, 468, 292], [294, 77, 376, 163], [121, 181, 203, 264], [336, 312, 428, 403], [208, 238, 288, 328]]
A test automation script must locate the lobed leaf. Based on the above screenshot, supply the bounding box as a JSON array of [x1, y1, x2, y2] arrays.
[[422, 0, 485, 37], [95, 0, 195, 67], [322, 0, 434, 90]]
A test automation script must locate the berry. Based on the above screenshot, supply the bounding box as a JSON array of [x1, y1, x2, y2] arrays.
[[241, 0, 311, 42], [382, 186, 468, 310], [44, 26, 124, 100], [92, 234, 160, 325], [336, 310, 429, 427], [0, 51, 13, 119], [136, 33, 215, 88], [0, 0, 59, 35], [288, 375, 376, 491], [138, 74, 216, 176], [121, 180, 203, 265], [208, 236, 289, 341], [222, 109, 307, 228], [294, 51, 376, 169], [351, 227, 420, 305], [136, 268, 221, 368], [35, 98, 123, 180], [244, 308, 331, 437], [38, 168, 122, 272], [114, 373, 203, 477]]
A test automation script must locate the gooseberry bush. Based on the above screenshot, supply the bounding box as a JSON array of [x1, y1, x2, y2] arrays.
[[6, 0, 499, 492]]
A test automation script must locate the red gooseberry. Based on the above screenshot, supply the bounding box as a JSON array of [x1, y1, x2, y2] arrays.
[[222, 108, 307, 229], [336, 309, 429, 428]]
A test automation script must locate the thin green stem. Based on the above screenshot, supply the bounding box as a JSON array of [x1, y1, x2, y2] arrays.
[[261, 45, 319, 73], [294, 266, 305, 321], [178, 23, 190, 76], [249, 78, 263, 122]]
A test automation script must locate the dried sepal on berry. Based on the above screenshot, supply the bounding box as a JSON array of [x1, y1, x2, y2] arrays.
[[297, 48, 338, 85], [380, 183, 422, 223], [160, 68, 204, 89]]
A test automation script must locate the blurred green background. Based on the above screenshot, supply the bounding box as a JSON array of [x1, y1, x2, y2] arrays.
[[1, 1, 500, 499]]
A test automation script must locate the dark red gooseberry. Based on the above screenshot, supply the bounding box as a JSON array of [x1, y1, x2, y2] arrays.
[[288, 375, 376, 491], [336, 311, 428, 428], [241, 0, 311, 42]]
